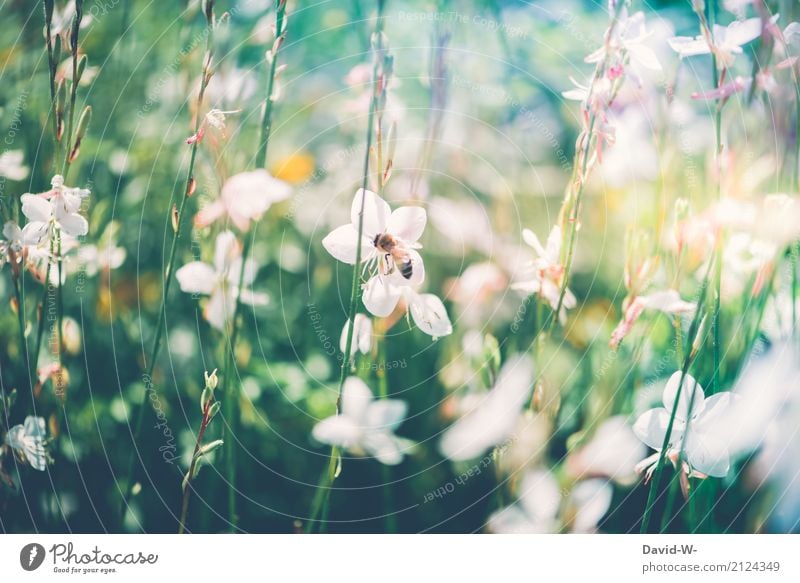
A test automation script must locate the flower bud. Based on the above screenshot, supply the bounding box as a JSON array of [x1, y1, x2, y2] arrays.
[[171, 204, 179, 233], [204, 368, 218, 391], [76, 54, 88, 84]]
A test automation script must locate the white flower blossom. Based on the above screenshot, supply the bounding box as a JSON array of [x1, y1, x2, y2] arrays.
[[440, 354, 534, 461], [195, 169, 291, 232], [340, 314, 373, 357], [611, 290, 696, 349], [312, 377, 410, 465], [324, 189, 452, 338], [20, 175, 89, 246], [488, 469, 612, 533], [512, 225, 576, 323], [633, 371, 736, 479], [0, 150, 29, 181], [4, 416, 47, 471], [567, 416, 647, 486], [668, 16, 776, 67], [176, 230, 268, 331]]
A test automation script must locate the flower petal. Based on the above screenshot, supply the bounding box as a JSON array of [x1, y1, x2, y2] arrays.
[[365, 399, 407, 431], [571, 479, 612, 532], [176, 262, 217, 295], [57, 212, 88, 238], [351, 188, 389, 240], [21, 222, 49, 245], [341, 376, 373, 421], [662, 371, 705, 421], [204, 288, 234, 331], [518, 469, 561, 525], [322, 224, 372, 265], [633, 408, 684, 450], [214, 230, 240, 273], [21, 194, 52, 222], [387, 206, 427, 243], [362, 276, 402, 317], [406, 290, 452, 338], [312, 416, 361, 449], [684, 429, 731, 478], [362, 432, 405, 465]]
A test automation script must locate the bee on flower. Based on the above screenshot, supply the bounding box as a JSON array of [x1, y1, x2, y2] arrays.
[[323, 188, 452, 339]]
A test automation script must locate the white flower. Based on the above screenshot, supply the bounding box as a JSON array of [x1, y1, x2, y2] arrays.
[[78, 242, 126, 277], [0, 221, 24, 268], [567, 416, 647, 486], [0, 150, 29, 181], [512, 225, 576, 323], [195, 169, 291, 232], [610, 290, 696, 349], [324, 189, 452, 338], [633, 371, 736, 479], [204, 108, 239, 131], [20, 175, 89, 245], [668, 16, 776, 67], [175, 230, 268, 331], [340, 314, 373, 356], [4, 416, 47, 471], [403, 287, 453, 339], [488, 469, 612, 533], [312, 377, 409, 465], [586, 10, 662, 72], [439, 354, 534, 461], [323, 188, 426, 287]]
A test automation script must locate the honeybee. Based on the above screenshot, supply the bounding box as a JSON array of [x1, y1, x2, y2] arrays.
[[374, 232, 414, 280]]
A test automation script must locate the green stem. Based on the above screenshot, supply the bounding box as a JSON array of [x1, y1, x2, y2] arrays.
[[376, 335, 397, 533], [549, 1, 626, 331], [61, 0, 84, 181], [219, 0, 287, 533], [119, 11, 216, 528], [307, 0, 386, 533], [640, 259, 714, 533]]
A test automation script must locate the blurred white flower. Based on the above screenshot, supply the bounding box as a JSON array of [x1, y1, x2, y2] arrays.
[[668, 16, 775, 67], [725, 344, 800, 530], [4, 416, 47, 471], [586, 11, 662, 72], [176, 230, 268, 331], [0, 150, 29, 181], [78, 242, 126, 277], [340, 314, 373, 356], [195, 169, 291, 232], [0, 221, 24, 268], [512, 225, 576, 323], [312, 377, 409, 465], [633, 371, 736, 479], [567, 416, 647, 486], [20, 175, 89, 246], [610, 290, 696, 349], [440, 354, 534, 461], [488, 469, 612, 533]]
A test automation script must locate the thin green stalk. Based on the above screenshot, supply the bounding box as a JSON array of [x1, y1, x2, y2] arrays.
[[549, 1, 626, 330], [60, 0, 84, 181], [306, 0, 386, 533], [659, 471, 682, 532], [119, 8, 216, 528], [219, 0, 287, 533], [640, 259, 714, 533], [376, 335, 397, 532]]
